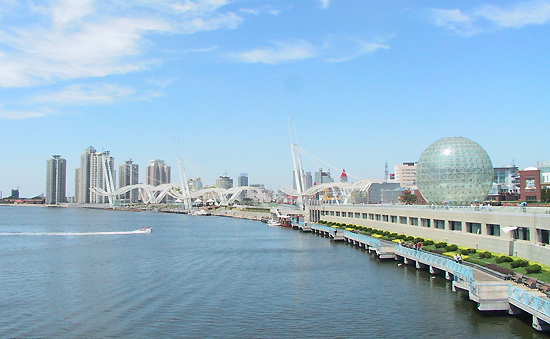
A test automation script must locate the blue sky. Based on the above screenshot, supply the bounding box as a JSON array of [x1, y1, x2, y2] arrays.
[[1, 0, 549, 197]]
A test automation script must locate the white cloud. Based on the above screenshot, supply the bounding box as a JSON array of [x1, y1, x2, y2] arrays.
[[431, 0, 550, 36], [51, 0, 95, 26], [31, 83, 135, 105], [232, 36, 389, 65], [323, 36, 390, 63], [0, 0, 241, 88], [319, 0, 330, 10], [477, 0, 550, 28], [232, 40, 316, 64], [0, 110, 46, 120], [430, 9, 478, 37]]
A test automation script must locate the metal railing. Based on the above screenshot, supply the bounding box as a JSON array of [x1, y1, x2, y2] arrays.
[[344, 231, 381, 252], [509, 285, 550, 318], [395, 245, 474, 281]]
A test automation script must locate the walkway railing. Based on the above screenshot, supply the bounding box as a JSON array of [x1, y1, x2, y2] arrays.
[[395, 245, 474, 281], [311, 224, 335, 233], [344, 231, 381, 252], [509, 285, 550, 319]]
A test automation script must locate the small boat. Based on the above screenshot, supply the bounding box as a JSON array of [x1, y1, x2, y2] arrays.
[[140, 227, 153, 233], [192, 209, 212, 216], [266, 219, 280, 227]]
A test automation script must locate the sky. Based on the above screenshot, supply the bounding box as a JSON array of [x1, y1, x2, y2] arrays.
[[1, 0, 550, 198]]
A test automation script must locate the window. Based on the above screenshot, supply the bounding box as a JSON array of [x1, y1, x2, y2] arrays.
[[487, 224, 500, 236], [435, 219, 445, 230], [362, 213, 368, 219], [400, 216, 407, 224], [391, 215, 397, 223], [538, 229, 549, 244], [449, 221, 462, 231], [467, 222, 482, 234], [330, 211, 335, 216], [382, 215, 389, 222], [514, 227, 530, 241], [421, 218, 431, 228], [409, 217, 418, 226], [349, 212, 354, 218], [376, 214, 381, 221], [336, 211, 340, 216], [369, 213, 375, 220]]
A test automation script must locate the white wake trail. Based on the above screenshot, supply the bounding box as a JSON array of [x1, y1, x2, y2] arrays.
[[0, 229, 151, 236]]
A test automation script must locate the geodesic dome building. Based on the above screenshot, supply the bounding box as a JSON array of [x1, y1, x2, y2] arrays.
[[416, 136, 493, 205]]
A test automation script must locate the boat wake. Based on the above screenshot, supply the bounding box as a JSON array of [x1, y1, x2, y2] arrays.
[[0, 228, 152, 236]]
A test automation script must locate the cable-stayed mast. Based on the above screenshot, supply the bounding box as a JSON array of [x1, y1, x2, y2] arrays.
[[288, 117, 305, 208], [176, 140, 192, 212]]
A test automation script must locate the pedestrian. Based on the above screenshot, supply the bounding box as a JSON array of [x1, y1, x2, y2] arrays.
[[416, 242, 422, 250]]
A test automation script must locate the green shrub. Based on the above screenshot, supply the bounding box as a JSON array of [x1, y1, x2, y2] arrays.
[[483, 251, 492, 258], [405, 236, 415, 241], [423, 240, 434, 246], [445, 244, 458, 252], [478, 252, 486, 259], [435, 242, 447, 248], [526, 264, 542, 274], [510, 259, 529, 268], [460, 249, 470, 255], [469, 248, 476, 254], [496, 256, 513, 263], [414, 237, 425, 243]]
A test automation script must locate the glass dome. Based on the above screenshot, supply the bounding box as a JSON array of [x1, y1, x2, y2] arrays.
[[416, 136, 493, 205]]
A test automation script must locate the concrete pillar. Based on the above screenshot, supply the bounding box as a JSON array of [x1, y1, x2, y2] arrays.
[[429, 265, 439, 275], [445, 271, 452, 281], [533, 316, 550, 331], [404, 258, 410, 265], [416, 261, 425, 269]]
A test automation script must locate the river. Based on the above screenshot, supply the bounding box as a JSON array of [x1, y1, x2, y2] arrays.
[[0, 205, 546, 338]]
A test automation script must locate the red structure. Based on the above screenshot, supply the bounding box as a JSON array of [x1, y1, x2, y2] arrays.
[[519, 167, 541, 202], [340, 169, 348, 183]]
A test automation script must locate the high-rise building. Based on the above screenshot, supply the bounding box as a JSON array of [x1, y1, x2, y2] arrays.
[[75, 147, 115, 204], [46, 155, 66, 204], [237, 173, 248, 199], [216, 175, 233, 189], [314, 168, 334, 185], [238, 173, 248, 187], [119, 160, 139, 204], [394, 162, 417, 187], [538, 161, 550, 185], [147, 160, 171, 186], [188, 178, 203, 192], [292, 171, 313, 191]]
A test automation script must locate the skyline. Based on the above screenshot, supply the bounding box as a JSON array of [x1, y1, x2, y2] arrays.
[[2, 0, 550, 197]]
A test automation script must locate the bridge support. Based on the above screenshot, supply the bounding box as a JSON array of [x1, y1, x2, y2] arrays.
[[445, 271, 452, 281], [533, 316, 550, 331], [416, 261, 425, 270], [429, 265, 440, 275]]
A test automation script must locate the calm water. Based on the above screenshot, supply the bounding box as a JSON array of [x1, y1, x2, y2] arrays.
[[0, 205, 547, 338]]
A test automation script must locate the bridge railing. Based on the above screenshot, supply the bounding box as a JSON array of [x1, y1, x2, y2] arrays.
[[344, 231, 381, 252], [395, 245, 474, 281], [311, 224, 336, 233], [509, 285, 550, 319]]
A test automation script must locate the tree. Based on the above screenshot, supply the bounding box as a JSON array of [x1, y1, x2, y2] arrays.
[[541, 188, 550, 203], [401, 193, 417, 205]]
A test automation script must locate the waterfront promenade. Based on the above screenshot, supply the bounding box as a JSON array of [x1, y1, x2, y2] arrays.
[[308, 223, 550, 332]]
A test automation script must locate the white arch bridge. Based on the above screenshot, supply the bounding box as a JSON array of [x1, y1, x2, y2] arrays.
[[91, 184, 266, 207]]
